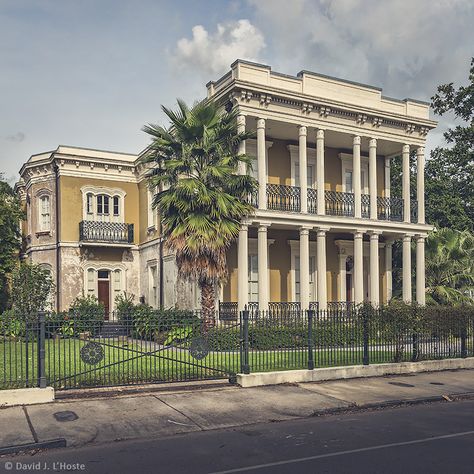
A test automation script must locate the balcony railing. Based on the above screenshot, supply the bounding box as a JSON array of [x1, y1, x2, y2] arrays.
[[377, 196, 403, 222], [79, 221, 134, 244], [308, 188, 318, 214], [267, 184, 301, 212], [361, 194, 370, 219], [325, 191, 354, 217], [411, 199, 418, 223]]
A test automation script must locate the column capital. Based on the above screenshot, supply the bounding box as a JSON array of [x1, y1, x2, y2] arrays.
[[256, 118, 265, 129], [239, 223, 249, 232], [415, 233, 427, 241], [369, 138, 377, 147], [353, 135, 361, 145], [298, 125, 307, 136], [257, 222, 271, 231], [403, 233, 414, 242], [352, 229, 366, 238], [315, 226, 330, 234], [237, 114, 246, 126], [368, 230, 381, 238], [402, 144, 410, 153], [417, 146, 425, 155], [299, 225, 311, 234], [316, 129, 325, 139]]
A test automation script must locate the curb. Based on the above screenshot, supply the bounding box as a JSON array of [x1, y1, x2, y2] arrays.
[[0, 438, 66, 456]]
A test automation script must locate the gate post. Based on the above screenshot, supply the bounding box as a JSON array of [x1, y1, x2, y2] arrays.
[[241, 309, 250, 374], [37, 311, 47, 388], [307, 309, 315, 370], [362, 307, 370, 366], [461, 325, 468, 358]]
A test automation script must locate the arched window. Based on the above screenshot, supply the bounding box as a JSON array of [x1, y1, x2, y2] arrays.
[[38, 194, 51, 231], [81, 187, 126, 223]]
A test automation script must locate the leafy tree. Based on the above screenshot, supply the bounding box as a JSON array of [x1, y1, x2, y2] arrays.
[[142, 99, 256, 326], [11, 262, 54, 317], [426, 57, 474, 231], [0, 175, 24, 311]]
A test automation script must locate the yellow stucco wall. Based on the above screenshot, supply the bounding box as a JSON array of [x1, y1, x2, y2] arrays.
[[268, 139, 291, 185]]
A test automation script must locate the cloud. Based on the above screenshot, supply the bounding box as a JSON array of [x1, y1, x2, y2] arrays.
[[173, 19, 265, 76], [5, 132, 25, 142]]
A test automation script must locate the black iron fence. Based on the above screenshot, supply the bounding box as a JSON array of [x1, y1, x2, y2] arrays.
[[377, 196, 403, 221], [79, 220, 134, 244], [266, 184, 301, 212], [2, 305, 472, 390], [325, 190, 354, 217], [361, 194, 370, 218]]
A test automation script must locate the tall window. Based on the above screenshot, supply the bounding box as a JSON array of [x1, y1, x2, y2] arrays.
[[248, 254, 259, 303], [113, 196, 119, 217], [39, 195, 51, 231], [294, 163, 315, 188], [97, 195, 109, 216], [86, 193, 94, 215], [148, 265, 158, 307], [147, 188, 156, 228], [294, 256, 316, 302]]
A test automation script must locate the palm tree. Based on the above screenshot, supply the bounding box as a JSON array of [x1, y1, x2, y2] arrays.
[[425, 228, 474, 305], [142, 99, 256, 326]]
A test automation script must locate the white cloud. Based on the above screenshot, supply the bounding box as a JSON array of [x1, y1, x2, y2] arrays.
[[173, 19, 265, 76]]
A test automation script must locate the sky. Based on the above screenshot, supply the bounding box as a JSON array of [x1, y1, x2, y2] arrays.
[[1, 0, 473, 183]]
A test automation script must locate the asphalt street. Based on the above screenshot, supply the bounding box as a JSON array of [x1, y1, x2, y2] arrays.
[[3, 399, 474, 474]]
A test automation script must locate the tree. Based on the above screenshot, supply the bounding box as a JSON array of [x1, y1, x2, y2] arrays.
[[11, 262, 54, 317], [142, 99, 256, 326], [0, 175, 24, 312], [425, 228, 474, 305], [426, 57, 474, 231]]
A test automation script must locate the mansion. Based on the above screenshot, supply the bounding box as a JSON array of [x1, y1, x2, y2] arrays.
[[15, 60, 436, 316]]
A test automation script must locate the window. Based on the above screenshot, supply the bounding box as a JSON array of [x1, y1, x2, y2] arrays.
[[113, 269, 122, 301], [86, 193, 94, 215], [113, 196, 119, 216], [81, 187, 126, 223], [147, 187, 156, 228], [294, 163, 315, 188], [294, 256, 316, 302], [97, 195, 109, 215], [39, 195, 51, 231], [345, 171, 353, 192], [148, 265, 158, 307], [87, 269, 96, 297], [248, 254, 259, 303]]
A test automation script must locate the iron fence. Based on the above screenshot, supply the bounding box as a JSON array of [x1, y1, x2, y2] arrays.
[[325, 190, 355, 217], [307, 188, 318, 214], [266, 184, 301, 212], [377, 196, 404, 221], [361, 194, 370, 218]]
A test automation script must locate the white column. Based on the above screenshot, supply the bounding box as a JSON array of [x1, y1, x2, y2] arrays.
[[299, 126, 308, 213], [369, 138, 377, 220], [316, 228, 328, 310], [402, 234, 412, 303], [316, 129, 325, 215], [237, 224, 249, 312], [369, 232, 380, 306], [353, 231, 364, 304], [339, 254, 347, 302], [417, 147, 425, 224], [384, 157, 391, 198], [300, 227, 310, 310], [402, 144, 411, 223], [258, 224, 269, 311], [353, 136, 362, 218], [237, 114, 246, 175], [385, 240, 393, 303], [257, 118, 267, 210], [416, 235, 426, 305]]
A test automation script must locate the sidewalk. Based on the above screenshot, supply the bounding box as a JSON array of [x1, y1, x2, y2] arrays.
[[2, 369, 474, 454]]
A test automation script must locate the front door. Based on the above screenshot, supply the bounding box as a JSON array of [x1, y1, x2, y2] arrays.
[[98, 280, 110, 320]]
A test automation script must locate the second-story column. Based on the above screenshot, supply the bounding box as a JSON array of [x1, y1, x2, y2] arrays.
[[316, 227, 328, 310], [402, 144, 411, 223], [403, 234, 412, 303], [299, 126, 308, 213], [369, 138, 377, 220], [416, 235, 426, 305], [258, 223, 270, 311], [300, 226, 310, 310], [384, 157, 391, 198], [369, 231, 380, 306], [316, 129, 325, 215], [353, 136, 362, 218], [417, 146, 425, 224], [257, 118, 267, 210], [353, 230, 364, 304], [385, 240, 393, 303], [237, 114, 247, 175], [237, 223, 249, 312]]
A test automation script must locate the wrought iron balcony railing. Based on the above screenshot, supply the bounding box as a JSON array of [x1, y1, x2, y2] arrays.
[[411, 199, 418, 223], [377, 196, 403, 222], [325, 191, 355, 217], [267, 184, 301, 212], [79, 221, 134, 244], [307, 188, 318, 214], [361, 194, 370, 218]]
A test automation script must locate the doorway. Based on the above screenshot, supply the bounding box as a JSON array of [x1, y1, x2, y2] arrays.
[[97, 270, 110, 320]]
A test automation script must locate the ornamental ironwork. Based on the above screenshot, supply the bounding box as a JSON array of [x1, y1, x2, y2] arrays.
[[410, 199, 418, 223], [266, 184, 301, 212], [80, 341, 104, 365], [325, 191, 355, 217], [79, 220, 134, 244], [361, 194, 370, 218], [377, 196, 403, 222], [189, 337, 209, 360], [307, 188, 318, 214]]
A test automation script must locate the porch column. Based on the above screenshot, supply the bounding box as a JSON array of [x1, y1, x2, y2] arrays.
[[417, 146, 425, 224], [237, 224, 249, 312], [416, 235, 426, 305], [384, 156, 391, 198], [316, 129, 325, 215], [353, 230, 364, 304], [316, 228, 328, 310], [353, 136, 362, 218], [299, 126, 308, 213], [237, 114, 246, 175], [369, 231, 380, 306], [369, 138, 377, 220], [257, 118, 267, 210], [258, 223, 270, 311], [385, 240, 393, 303], [402, 234, 412, 303], [300, 227, 310, 310], [338, 253, 347, 302], [402, 144, 411, 223]]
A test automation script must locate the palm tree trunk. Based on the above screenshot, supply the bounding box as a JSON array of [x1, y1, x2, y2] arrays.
[[199, 280, 216, 330]]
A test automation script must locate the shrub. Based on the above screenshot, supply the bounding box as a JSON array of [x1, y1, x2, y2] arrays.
[[0, 309, 26, 339], [69, 296, 105, 335], [115, 293, 136, 328]]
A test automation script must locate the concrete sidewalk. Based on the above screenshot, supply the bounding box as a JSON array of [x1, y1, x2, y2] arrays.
[[1, 369, 474, 454]]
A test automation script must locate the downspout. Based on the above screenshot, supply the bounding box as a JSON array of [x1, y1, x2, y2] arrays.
[[53, 162, 60, 312]]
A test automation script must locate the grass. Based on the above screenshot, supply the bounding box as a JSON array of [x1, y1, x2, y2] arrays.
[[0, 336, 466, 390]]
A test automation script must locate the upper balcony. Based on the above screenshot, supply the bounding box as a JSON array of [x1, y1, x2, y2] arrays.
[[79, 220, 134, 246]]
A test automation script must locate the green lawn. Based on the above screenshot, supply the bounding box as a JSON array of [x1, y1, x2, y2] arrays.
[[0, 337, 460, 390]]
